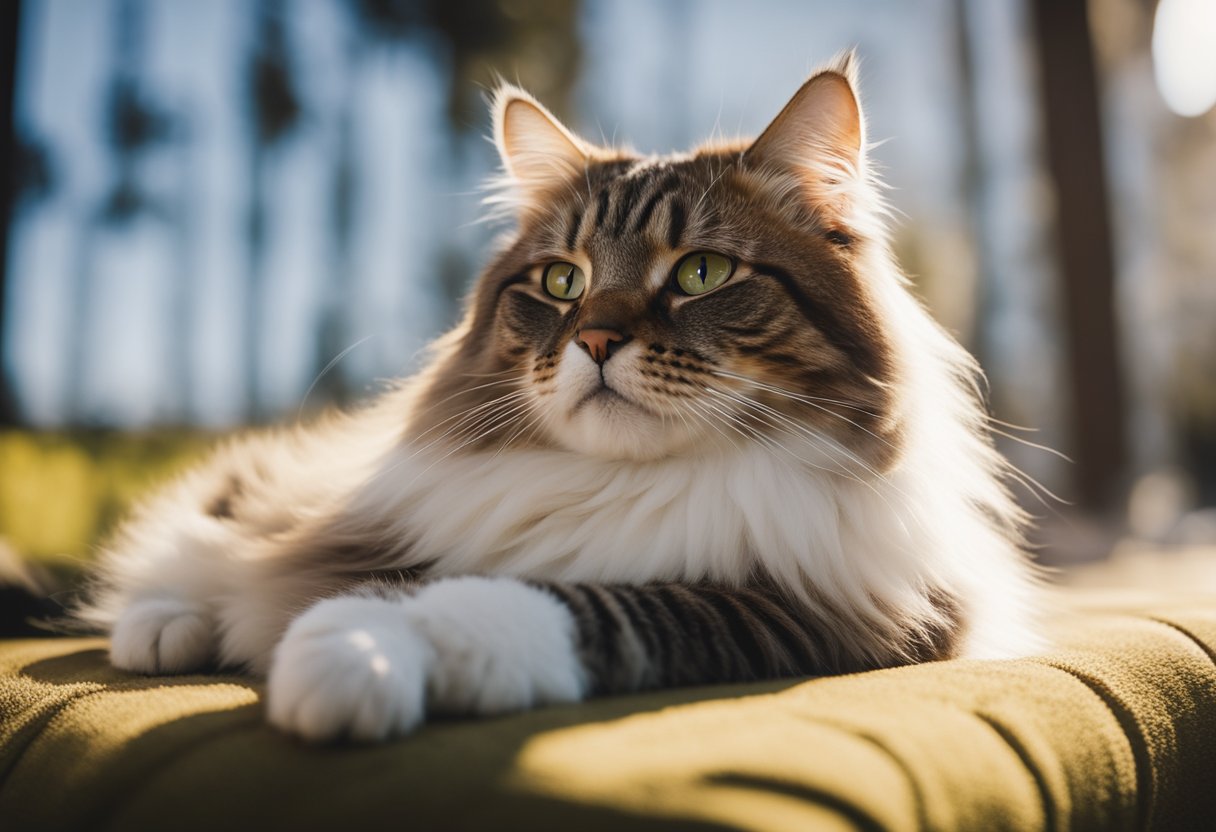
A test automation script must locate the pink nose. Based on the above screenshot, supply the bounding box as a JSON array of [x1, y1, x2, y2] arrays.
[[577, 328, 624, 364]]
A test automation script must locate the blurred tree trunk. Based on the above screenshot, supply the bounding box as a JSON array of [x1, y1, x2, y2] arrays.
[[0, 0, 20, 425], [242, 0, 301, 423], [311, 34, 358, 408], [65, 222, 99, 422], [951, 0, 985, 361], [66, 0, 174, 424], [243, 138, 269, 423], [1030, 0, 1127, 511], [170, 119, 198, 424]]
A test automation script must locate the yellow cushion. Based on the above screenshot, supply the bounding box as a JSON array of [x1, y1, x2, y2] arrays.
[[2, 597, 1215, 830]]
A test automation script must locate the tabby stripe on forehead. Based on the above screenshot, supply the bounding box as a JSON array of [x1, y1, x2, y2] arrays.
[[630, 173, 679, 234], [591, 188, 612, 232], [565, 205, 585, 252], [610, 175, 648, 237], [666, 200, 687, 249]]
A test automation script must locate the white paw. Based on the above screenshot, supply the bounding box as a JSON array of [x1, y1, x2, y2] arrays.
[[406, 577, 587, 716], [266, 597, 431, 742], [264, 579, 587, 742], [110, 597, 215, 674]]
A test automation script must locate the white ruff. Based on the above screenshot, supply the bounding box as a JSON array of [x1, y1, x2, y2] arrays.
[[353, 420, 1037, 663]]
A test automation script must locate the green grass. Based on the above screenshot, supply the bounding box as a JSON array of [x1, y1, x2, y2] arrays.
[[0, 430, 217, 575]]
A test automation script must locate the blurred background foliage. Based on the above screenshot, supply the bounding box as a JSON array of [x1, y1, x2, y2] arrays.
[[2, 0, 1215, 572], [0, 430, 208, 572]]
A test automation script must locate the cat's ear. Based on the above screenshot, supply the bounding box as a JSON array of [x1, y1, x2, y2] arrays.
[[493, 84, 589, 213], [744, 52, 867, 220]]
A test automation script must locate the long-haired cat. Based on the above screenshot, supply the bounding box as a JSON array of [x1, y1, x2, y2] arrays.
[[78, 54, 1041, 742]]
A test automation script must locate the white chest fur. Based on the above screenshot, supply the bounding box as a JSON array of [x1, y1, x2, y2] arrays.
[[350, 433, 1041, 663], [372, 441, 896, 589]]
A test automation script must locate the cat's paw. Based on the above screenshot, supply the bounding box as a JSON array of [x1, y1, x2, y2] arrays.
[[265, 579, 586, 742], [406, 576, 587, 716], [266, 596, 431, 742], [110, 597, 215, 674]]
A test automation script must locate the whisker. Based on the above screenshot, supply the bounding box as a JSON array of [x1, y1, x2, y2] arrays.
[[702, 393, 862, 481], [406, 389, 531, 449], [695, 396, 860, 485], [988, 427, 1073, 463], [709, 372, 899, 454], [692, 397, 784, 455], [986, 415, 1040, 432], [296, 334, 376, 421], [691, 163, 730, 218], [1003, 465, 1072, 509], [710, 371, 1062, 525], [515, 404, 554, 450], [679, 399, 742, 451], [450, 397, 536, 444], [492, 404, 545, 459], [399, 398, 538, 487], [703, 388, 915, 528], [370, 391, 532, 483], [458, 367, 526, 379], [669, 398, 698, 439], [402, 377, 526, 442], [708, 386, 895, 478], [711, 370, 884, 419]]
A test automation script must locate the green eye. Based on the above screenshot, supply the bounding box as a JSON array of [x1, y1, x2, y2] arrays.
[[675, 252, 734, 296], [542, 262, 586, 300]]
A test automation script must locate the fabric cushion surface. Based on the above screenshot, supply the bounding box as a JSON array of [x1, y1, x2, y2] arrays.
[[2, 594, 1215, 831]]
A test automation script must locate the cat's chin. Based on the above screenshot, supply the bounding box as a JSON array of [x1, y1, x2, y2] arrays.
[[542, 340, 700, 460], [553, 390, 688, 461]]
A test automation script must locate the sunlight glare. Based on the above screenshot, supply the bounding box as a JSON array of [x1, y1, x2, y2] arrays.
[[1152, 0, 1216, 117]]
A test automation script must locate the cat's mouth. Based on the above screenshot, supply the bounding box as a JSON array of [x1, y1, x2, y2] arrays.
[[554, 373, 683, 460], [573, 382, 652, 416]]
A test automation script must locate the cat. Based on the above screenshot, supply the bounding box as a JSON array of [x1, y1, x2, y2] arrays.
[[77, 53, 1042, 742]]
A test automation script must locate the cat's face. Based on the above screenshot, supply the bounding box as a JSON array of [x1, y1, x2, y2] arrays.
[[418, 57, 904, 471]]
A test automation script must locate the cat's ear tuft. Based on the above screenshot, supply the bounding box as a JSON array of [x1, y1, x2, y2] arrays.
[[745, 51, 868, 219], [493, 84, 588, 213]]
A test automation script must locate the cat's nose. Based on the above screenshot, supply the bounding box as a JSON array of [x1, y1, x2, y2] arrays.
[[577, 328, 626, 365]]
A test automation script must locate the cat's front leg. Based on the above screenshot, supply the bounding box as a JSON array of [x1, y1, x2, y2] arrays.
[[267, 576, 959, 742], [265, 577, 587, 742]]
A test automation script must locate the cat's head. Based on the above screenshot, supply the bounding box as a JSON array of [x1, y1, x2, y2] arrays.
[[416, 54, 905, 471]]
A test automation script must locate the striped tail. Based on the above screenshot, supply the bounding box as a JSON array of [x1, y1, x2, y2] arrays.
[[534, 580, 962, 695]]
